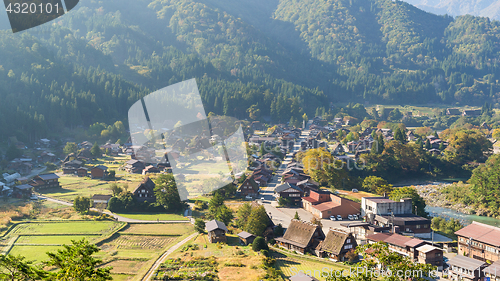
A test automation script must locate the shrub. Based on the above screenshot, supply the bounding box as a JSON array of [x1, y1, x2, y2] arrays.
[[252, 236, 268, 252]]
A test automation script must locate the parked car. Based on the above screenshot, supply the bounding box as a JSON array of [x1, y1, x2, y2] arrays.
[[348, 215, 354, 220], [245, 195, 252, 200], [353, 214, 359, 220], [336, 215, 342, 220], [352, 189, 358, 193], [330, 216, 336, 221], [29, 195, 38, 200]]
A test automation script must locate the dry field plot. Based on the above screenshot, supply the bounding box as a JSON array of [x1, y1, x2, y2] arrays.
[[121, 223, 193, 236], [111, 235, 176, 250], [105, 259, 147, 275]]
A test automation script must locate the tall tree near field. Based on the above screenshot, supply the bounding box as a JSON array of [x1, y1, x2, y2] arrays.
[[154, 174, 184, 211], [0, 254, 47, 280], [73, 196, 91, 214], [63, 142, 78, 155], [245, 206, 268, 236], [91, 143, 101, 158], [194, 218, 206, 233], [236, 203, 252, 228], [390, 187, 427, 217], [45, 239, 112, 281], [377, 134, 385, 154]]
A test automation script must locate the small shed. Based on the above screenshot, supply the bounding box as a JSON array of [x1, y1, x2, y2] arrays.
[[91, 165, 108, 179], [77, 167, 88, 177], [238, 231, 256, 245], [206, 220, 228, 243]]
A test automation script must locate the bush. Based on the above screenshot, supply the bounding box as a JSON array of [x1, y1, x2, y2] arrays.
[[252, 236, 268, 252]]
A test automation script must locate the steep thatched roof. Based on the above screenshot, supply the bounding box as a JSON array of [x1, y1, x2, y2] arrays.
[[277, 219, 323, 248], [318, 228, 351, 255]]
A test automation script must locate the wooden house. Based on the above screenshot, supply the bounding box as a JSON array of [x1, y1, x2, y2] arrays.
[[316, 229, 357, 262], [30, 173, 60, 190], [238, 231, 256, 245], [91, 165, 108, 179], [133, 177, 156, 203], [275, 220, 325, 254], [274, 183, 304, 206], [77, 167, 88, 177], [124, 159, 146, 174], [447, 255, 486, 281], [206, 220, 228, 243], [238, 177, 260, 198]]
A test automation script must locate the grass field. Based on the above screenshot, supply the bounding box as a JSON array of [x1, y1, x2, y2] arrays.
[[9, 245, 64, 262], [16, 235, 101, 245], [1, 221, 125, 262], [113, 212, 188, 221], [8, 221, 122, 235], [273, 250, 351, 281]]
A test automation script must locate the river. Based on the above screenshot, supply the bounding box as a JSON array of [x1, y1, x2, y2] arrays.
[[426, 206, 500, 227]]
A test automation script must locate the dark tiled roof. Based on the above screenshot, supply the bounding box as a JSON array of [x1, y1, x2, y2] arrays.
[[275, 183, 303, 193], [447, 254, 486, 270], [37, 173, 59, 180], [92, 165, 108, 171], [238, 231, 255, 239], [15, 184, 33, 190], [239, 177, 259, 191], [133, 177, 155, 194], [206, 220, 228, 232]]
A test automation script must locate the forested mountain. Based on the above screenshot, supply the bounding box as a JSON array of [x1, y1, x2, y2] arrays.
[[3, 0, 500, 141], [402, 0, 500, 21]]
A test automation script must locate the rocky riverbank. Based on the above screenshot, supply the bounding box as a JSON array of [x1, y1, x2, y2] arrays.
[[413, 182, 476, 215]]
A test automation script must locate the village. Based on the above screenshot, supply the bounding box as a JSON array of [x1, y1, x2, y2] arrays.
[[1, 104, 500, 280]]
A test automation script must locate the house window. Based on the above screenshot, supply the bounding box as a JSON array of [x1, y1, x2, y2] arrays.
[[346, 239, 351, 243], [416, 225, 421, 229], [344, 244, 353, 250]]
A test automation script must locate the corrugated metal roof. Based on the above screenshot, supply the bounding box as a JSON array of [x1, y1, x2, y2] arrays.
[[447, 255, 486, 270], [455, 221, 500, 247]]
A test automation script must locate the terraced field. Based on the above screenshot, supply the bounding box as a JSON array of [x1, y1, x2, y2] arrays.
[[0, 221, 125, 262]]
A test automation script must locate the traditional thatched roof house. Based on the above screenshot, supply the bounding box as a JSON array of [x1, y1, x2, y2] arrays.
[[238, 177, 260, 198], [316, 229, 357, 261], [206, 220, 228, 243], [275, 220, 325, 254], [133, 177, 156, 203]]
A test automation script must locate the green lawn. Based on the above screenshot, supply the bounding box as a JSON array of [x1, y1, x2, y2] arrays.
[[16, 235, 101, 245], [9, 221, 123, 235], [113, 212, 189, 221], [9, 245, 64, 263]]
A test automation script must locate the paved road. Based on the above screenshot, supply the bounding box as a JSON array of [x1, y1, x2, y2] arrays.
[[260, 125, 358, 233], [141, 232, 198, 281], [37, 195, 192, 223]]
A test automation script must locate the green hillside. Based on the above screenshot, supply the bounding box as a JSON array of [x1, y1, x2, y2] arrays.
[[2, 0, 500, 140]]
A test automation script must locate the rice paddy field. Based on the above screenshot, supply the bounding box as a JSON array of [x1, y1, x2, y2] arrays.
[[1, 221, 195, 281], [1, 221, 125, 262]]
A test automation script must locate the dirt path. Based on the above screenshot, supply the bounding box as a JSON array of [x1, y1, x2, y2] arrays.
[[141, 232, 198, 281]]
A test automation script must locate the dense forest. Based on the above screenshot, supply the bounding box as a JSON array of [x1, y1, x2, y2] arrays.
[[3, 0, 500, 141]]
